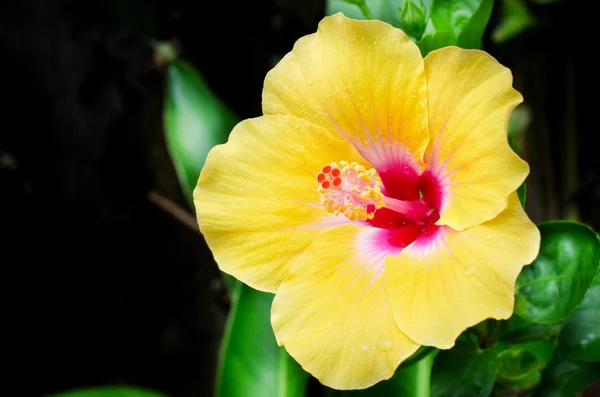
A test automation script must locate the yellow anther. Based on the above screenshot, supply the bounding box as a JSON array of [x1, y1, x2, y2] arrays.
[[316, 161, 385, 221]]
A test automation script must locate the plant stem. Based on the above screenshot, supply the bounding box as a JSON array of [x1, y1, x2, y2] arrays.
[[395, 349, 437, 397], [354, 0, 373, 19]]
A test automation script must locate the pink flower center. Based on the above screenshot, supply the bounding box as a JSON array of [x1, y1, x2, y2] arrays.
[[317, 161, 443, 250]]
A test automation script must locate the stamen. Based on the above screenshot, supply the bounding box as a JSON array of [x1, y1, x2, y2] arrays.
[[381, 196, 430, 220], [316, 161, 385, 221]]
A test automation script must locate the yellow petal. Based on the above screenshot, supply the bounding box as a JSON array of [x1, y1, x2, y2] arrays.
[[384, 193, 540, 349], [263, 13, 429, 172], [194, 115, 365, 293], [272, 224, 420, 390], [423, 47, 528, 230]]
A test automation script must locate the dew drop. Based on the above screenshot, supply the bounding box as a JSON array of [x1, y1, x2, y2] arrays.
[[377, 340, 392, 352], [360, 344, 369, 351]]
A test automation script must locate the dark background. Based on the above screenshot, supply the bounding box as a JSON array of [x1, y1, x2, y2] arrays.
[[1, 0, 597, 396]]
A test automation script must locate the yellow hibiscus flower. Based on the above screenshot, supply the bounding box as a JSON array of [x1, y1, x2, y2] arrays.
[[194, 13, 540, 390]]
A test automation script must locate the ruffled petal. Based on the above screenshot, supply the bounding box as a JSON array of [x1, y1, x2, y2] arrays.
[[423, 46, 528, 230], [384, 193, 540, 349], [272, 224, 419, 390], [263, 13, 429, 173], [194, 115, 365, 292]]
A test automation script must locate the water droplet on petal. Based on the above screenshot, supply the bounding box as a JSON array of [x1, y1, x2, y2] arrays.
[[360, 344, 369, 351], [377, 340, 392, 352]]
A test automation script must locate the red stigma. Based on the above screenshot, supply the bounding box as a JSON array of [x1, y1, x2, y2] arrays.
[[317, 173, 326, 183], [331, 168, 341, 177], [322, 165, 332, 174], [321, 181, 331, 189], [332, 177, 342, 187]]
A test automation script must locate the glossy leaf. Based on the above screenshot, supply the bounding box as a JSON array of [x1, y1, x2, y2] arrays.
[[418, 0, 493, 55], [47, 386, 167, 397], [492, 0, 536, 43], [514, 221, 600, 324], [496, 341, 553, 382], [164, 59, 239, 206], [540, 355, 600, 397], [216, 282, 307, 397], [558, 275, 600, 362], [324, 349, 437, 397], [431, 340, 498, 397]]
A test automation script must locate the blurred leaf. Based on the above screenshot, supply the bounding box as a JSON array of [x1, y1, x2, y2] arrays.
[[514, 221, 600, 324], [500, 322, 561, 343], [540, 355, 600, 397], [558, 275, 600, 362], [47, 386, 167, 397], [416, 30, 452, 56], [507, 104, 532, 155], [326, 0, 404, 27], [492, 0, 536, 43], [496, 341, 553, 382], [431, 340, 498, 397], [417, 0, 493, 55], [517, 183, 526, 207], [455, 0, 495, 48], [399, 0, 430, 39], [164, 59, 239, 207], [324, 349, 437, 396], [497, 349, 541, 382], [216, 283, 307, 397]]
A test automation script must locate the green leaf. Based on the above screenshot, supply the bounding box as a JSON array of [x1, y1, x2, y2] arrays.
[[325, 349, 437, 397], [326, 0, 404, 27], [431, 340, 498, 397], [500, 321, 561, 343], [499, 312, 561, 343], [216, 282, 307, 397], [416, 30, 452, 57], [494, 370, 542, 395], [540, 355, 600, 397], [417, 0, 493, 55], [492, 0, 536, 43], [497, 349, 540, 382], [496, 341, 554, 382], [164, 59, 239, 207], [47, 386, 167, 397], [558, 276, 600, 362], [514, 221, 600, 324], [455, 0, 495, 49]]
